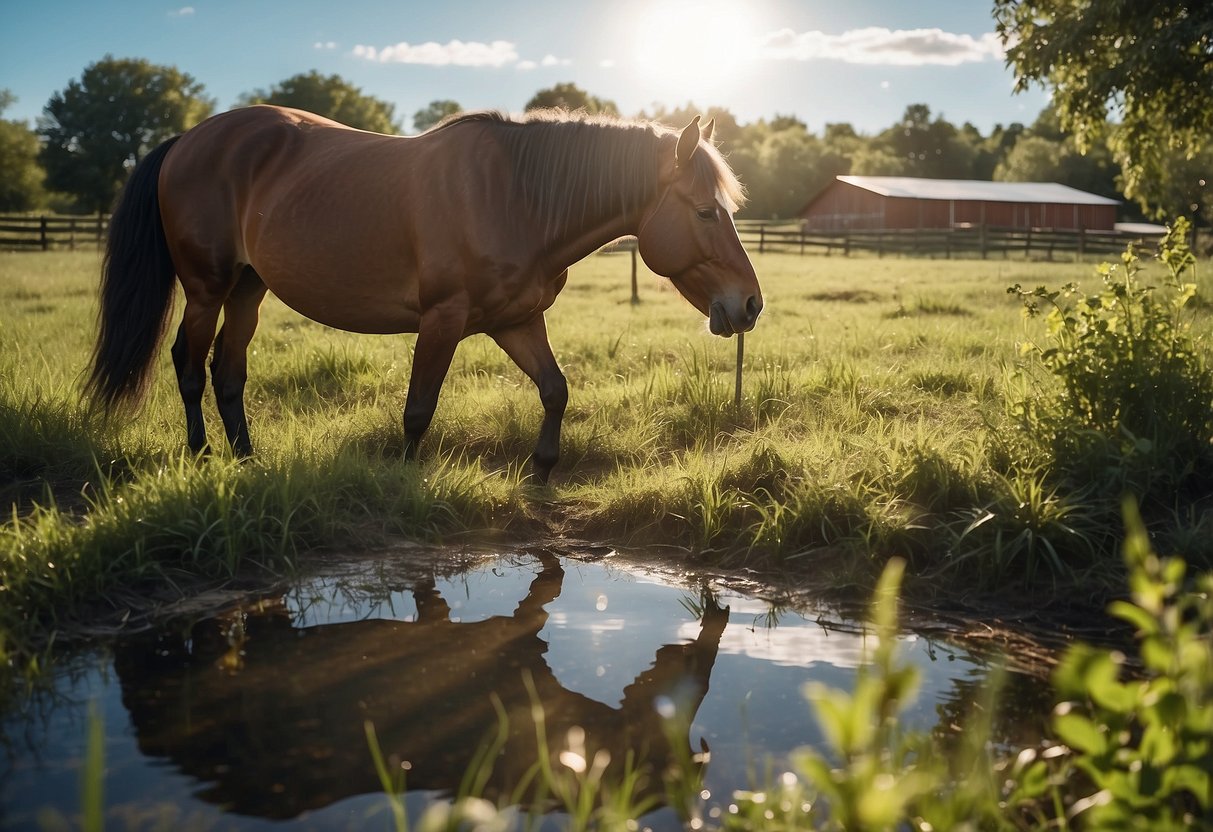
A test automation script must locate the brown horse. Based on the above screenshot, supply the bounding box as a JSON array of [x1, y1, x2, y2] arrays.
[[87, 105, 762, 482]]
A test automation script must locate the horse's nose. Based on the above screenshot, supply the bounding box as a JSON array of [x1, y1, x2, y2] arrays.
[[744, 295, 763, 329]]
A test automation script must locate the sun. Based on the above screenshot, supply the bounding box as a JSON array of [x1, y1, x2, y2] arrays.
[[630, 0, 759, 98]]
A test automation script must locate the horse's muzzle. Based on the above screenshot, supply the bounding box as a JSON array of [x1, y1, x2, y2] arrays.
[[709, 296, 763, 336]]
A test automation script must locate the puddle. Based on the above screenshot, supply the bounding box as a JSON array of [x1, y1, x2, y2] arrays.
[[0, 548, 1053, 829]]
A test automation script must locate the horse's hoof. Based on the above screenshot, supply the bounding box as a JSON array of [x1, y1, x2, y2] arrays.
[[529, 465, 553, 487]]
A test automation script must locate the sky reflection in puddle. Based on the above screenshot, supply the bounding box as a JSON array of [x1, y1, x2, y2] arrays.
[[0, 550, 1050, 830]]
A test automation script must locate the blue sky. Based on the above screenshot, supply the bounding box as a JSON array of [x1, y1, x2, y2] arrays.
[[1, 0, 1050, 134]]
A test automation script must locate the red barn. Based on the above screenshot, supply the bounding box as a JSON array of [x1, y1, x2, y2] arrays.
[[801, 176, 1119, 231]]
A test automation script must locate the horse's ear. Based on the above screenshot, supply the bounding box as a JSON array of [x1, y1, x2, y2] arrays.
[[702, 118, 715, 144], [675, 116, 701, 168]]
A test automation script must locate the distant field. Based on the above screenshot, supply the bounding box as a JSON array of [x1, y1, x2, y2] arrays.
[[1, 247, 1210, 653]]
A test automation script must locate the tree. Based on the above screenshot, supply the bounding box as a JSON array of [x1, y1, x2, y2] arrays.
[[874, 104, 975, 179], [1142, 146, 1213, 226], [0, 91, 46, 211], [39, 56, 214, 213], [412, 99, 461, 133], [994, 135, 1066, 183], [641, 103, 743, 147], [524, 83, 618, 116], [993, 105, 1123, 198], [849, 147, 911, 177], [240, 71, 400, 134], [994, 1, 1213, 217]]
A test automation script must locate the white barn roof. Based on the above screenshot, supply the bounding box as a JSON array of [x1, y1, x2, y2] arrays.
[[836, 176, 1119, 206]]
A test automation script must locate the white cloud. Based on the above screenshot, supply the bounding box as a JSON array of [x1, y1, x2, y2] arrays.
[[168, 5, 195, 16], [599, 58, 616, 69], [352, 39, 519, 67], [761, 27, 1003, 66], [313, 41, 337, 50], [516, 59, 538, 71], [540, 54, 570, 67]]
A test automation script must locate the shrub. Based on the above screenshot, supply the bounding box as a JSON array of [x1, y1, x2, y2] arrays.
[[1006, 219, 1213, 503]]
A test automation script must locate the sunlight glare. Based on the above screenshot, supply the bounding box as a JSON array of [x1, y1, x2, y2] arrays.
[[631, 0, 758, 96]]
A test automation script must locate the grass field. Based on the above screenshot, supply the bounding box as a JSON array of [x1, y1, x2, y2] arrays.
[[2, 247, 1211, 659]]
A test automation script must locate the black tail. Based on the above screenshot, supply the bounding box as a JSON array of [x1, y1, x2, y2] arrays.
[[86, 136, 181, 411]]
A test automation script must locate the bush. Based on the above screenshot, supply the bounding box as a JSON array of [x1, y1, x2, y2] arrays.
[[1007, 218, 1213, 502]]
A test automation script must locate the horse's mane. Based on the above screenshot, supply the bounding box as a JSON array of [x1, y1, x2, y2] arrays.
[[430, 109, 746, 243]]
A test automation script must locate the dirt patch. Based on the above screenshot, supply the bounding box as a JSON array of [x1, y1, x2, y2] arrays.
[[805, 289, 882, 303]]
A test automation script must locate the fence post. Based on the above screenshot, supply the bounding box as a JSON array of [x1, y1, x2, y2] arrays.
[[96, 212, 104, 249], [40, 216, 49, 251], [630, 244, 639, 305], [844, 232, 851, 257], [980, 224, 988, 260], [69, 218, 76, 251], [1077, 227, 1085, 261], [1025, 226, 1032, 258], [799, 229, 805, 256], [759, 226, 765, 255]]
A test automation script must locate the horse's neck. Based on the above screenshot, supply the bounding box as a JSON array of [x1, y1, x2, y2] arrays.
[[543, 213, 639, 272]]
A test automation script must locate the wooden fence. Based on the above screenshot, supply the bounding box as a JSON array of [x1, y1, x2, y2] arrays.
[[733, 222, 1166, 261], [0, 214, 109, 251], [2, 213, 1164, 262]]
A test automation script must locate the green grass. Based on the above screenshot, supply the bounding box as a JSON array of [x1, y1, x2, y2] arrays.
[[1, 248, 1211, 662]]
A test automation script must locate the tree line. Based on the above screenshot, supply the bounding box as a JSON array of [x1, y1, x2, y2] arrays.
[[2, 5, 1209, 226]]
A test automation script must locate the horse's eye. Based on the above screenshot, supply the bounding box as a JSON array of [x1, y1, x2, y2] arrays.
[[696, 207, 717, 222]]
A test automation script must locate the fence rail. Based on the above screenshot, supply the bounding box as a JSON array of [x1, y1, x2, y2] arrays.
[[2, 213, 1165, 261], [734, 223, 1167, 261], [0, 214, 109, 251]]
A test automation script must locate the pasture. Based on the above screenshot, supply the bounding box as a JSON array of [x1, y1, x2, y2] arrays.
[[1, 247, 1211, 658]]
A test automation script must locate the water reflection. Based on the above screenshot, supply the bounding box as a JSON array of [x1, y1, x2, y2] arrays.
[[1, 551, 1062, 829], [112, 555, 727, 819]]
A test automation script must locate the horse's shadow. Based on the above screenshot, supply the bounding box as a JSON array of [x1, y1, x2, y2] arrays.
[[113, 556, 728, 819]]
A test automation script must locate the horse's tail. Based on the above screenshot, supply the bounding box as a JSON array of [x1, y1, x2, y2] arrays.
[[86, 135, 181, 412]]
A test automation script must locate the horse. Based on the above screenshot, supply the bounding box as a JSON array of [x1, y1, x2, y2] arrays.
[[86, 105, 763, 483]]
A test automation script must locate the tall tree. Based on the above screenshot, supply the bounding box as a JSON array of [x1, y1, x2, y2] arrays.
[[39, 56, 214, 213], [994, 135, 1067, 183], [875, 104, 975, 179], [0, 91, 46, 211], [240, 71, 400, 134], [524, 83, 618, 116], [641, 103, 743, 147], [995, 1, 1213, 217], [412, 99, 461, 133]]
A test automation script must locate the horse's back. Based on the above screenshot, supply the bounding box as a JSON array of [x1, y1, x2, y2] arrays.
[[157, 105, 551, 335], [159, 106, 434, 331]]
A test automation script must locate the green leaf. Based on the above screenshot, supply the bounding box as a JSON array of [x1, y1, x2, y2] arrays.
[[1054, 712, 1108, 756], [1108, 600, 1159, 636]]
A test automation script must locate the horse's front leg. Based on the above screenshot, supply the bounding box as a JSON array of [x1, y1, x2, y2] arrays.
[[403, 300, 468, 461], [491, 314, 568, 485]]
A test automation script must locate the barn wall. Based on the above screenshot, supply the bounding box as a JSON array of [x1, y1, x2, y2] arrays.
[[801, 182, 1118, 231], [801, 182, 885, 230]]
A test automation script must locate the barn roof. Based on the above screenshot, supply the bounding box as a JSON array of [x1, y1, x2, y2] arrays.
[[835, 176, 1119, 206]]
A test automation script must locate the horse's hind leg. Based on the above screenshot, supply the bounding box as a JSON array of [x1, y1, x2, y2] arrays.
[[490, 314, 568, 484], [210, 267, 267, 456], [171, 297, 222, 454]]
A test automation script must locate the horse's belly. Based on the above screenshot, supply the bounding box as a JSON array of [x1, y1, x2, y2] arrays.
[[262, 267, 422, 334]]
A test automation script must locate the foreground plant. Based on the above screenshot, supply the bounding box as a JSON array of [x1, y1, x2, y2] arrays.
[[725, 503, 1211, 831], [1014, 501, 1212, 830]]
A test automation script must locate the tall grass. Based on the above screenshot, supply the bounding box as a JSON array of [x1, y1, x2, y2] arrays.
[[1, 241, 1211, 661]]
